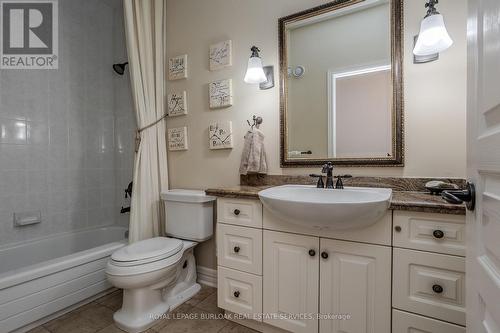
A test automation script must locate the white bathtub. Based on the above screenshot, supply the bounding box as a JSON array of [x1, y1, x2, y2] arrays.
[[0, 226, 127, 333]]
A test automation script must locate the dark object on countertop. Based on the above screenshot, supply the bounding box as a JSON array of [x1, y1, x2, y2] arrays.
[[425, 180, 459, 195], [442, 182, 476, 211], [335, 175, 353, 189], [120, 206, 130, 214], [322, 162, 335, 189], [310, 174, 324, 188]]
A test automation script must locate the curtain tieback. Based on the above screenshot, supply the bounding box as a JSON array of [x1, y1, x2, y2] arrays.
[[135, 112, 168, 152]]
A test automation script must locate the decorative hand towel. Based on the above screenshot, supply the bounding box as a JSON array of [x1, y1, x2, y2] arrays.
[[239, 129, 268, 175]]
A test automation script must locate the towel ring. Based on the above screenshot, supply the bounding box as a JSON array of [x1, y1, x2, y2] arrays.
[[247, 115, 263, 130]]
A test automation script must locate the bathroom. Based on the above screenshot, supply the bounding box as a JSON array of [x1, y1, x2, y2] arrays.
[[0, 0, 498, 332]]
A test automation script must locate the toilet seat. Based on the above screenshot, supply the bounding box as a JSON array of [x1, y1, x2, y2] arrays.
[[111, 237, 183, 267]]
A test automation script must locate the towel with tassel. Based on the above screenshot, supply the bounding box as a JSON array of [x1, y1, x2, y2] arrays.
[[239, 128, 268, 175]]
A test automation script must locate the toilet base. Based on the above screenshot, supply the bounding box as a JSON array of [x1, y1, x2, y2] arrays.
[[113, 283, 201, 333], [111, 245, 200, 333]]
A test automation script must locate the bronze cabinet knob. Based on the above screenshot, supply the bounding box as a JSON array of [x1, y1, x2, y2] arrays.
[[233, 291, 240, 298], [321, 252, 329, 259], [308, 249, 316, 257], [395, 226, 402, 232], [234, 246, 240, 253], [233, 209, 240, 216], [433, 230, 445, 239], [432, 284, 444, 294]]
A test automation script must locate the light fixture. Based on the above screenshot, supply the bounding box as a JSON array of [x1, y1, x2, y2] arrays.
[[413, 0, 453, 57], [244, 46, 274, 90]]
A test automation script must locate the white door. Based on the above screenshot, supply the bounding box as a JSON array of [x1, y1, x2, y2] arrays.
[[319, 238, 391, 333], [466, 0, 500, 331], [263, 230, 319, 333]]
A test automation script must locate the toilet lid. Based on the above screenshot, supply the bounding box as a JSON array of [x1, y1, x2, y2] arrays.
[[111, 237, 183, 264]]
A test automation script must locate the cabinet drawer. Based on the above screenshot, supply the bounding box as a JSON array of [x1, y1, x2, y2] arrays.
[[393, 211, 466, 256], [218, 198, 262, 228], [393, 248, 466, 326], [217, 224, 262, 275], [217, 266, 262, 320], [393, 309, 465, 333]]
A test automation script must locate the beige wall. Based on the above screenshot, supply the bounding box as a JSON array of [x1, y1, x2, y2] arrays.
[[166, 0, 467, 269]]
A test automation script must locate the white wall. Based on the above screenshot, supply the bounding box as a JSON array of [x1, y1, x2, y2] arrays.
[[166, 0, 467, 268]]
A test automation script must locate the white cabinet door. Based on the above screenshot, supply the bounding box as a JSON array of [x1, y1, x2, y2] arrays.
[[263, 230, 319, 333], [319, 238, 391, 333]]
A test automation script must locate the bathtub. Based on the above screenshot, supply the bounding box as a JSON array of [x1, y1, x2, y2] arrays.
[[0, 226, 128, 333]]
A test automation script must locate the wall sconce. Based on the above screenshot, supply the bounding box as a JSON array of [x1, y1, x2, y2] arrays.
[[244, 46, 274, 90], [413, 0, 453, 63]]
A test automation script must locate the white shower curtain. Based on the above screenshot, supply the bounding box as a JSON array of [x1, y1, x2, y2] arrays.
[[124, 0, 168, 243]]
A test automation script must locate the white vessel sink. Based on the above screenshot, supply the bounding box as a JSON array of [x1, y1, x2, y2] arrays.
[[258, 185, 392, 230]]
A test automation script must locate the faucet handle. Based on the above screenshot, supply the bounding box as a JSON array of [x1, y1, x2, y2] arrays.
[[309, 174, 325, 188], [334, 174, 352, 189]]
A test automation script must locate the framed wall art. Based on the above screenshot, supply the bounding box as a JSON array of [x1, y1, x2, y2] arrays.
[[167, 91, 187, 116], [168, 127, 189, 151], [209, 40, 232, 71], [209, 79, 233, 109], [168, 54, 188, 80], [209, 121, 233, 149]]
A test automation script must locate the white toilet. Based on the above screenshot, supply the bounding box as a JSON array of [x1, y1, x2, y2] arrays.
[[105, 190, 215, 333]]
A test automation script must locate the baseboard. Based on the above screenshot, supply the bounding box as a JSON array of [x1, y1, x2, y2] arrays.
[[197, 265, 217, 288]]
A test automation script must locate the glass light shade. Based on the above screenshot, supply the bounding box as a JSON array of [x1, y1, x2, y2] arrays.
[[413, 14, 453, 56], [244, 56, 267, 84]]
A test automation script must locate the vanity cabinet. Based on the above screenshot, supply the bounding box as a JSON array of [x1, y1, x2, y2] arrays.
[[319, 239, 391, 333], [392, 211, 466, 330], [262, 231, 391, 333], [215, 198, 466, 333], [263, 231, 319, 333]]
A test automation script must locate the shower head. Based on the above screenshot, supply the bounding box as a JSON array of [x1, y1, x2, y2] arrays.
[[113, 62, 128, 75]]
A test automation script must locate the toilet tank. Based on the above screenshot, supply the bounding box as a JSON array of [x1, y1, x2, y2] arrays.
[[160, 189, 216, 242]]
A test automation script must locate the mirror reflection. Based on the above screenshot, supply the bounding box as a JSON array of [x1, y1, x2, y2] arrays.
[[283, 0, 397, 162]]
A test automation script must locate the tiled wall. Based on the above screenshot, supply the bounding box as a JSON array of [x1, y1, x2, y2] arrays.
[[0, 0, 136, 246]]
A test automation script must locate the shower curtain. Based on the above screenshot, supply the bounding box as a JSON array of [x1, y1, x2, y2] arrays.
[[124, 0, 168, 242]]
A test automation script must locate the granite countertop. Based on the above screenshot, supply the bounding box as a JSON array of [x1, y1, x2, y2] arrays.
[[205, 186, 466, 215]]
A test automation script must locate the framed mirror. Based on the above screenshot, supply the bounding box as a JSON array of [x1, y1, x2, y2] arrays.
[[279, 0, 404, 167]]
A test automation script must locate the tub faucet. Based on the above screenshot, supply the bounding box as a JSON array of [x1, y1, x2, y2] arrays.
[[322, 162, 334, 189]]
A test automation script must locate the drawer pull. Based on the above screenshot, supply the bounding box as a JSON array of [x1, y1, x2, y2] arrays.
[[233, 246, 240, 253], [321, 252, 329, 259], [233, 291, 240, 298], [395, 226, 402, 232], [432, 284, 444, 294], [433, 230, 445, 239], [233, 209, 241, 216], [309, 249, 316, 257]]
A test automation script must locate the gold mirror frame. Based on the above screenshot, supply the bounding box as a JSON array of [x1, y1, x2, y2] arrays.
[[279, 0, 404, 167]]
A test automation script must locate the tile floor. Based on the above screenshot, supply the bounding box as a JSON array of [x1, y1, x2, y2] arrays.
[[28, 286, 258, 333]]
